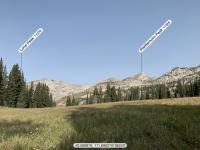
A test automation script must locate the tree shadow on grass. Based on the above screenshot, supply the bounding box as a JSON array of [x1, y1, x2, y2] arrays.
[[0, 119, 44, 142], [57, 104, 200, 150]]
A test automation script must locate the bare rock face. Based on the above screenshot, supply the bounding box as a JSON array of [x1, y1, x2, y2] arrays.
[[99, 77, 120, 83], [30, 65, 200, 101], [120, 73, 153, 88], [29, 78, 94, 101], [156, 66, 200, 83]]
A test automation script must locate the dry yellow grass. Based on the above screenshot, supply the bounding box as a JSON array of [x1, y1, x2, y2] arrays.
[[0, 97, 200, 150], [63, 97, 200, 109]]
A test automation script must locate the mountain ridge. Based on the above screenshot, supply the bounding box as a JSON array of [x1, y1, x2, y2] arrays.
[[30, 65, 200, 102]]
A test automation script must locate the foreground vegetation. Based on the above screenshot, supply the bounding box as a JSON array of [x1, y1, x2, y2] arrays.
[[0, 97, 200, 150]]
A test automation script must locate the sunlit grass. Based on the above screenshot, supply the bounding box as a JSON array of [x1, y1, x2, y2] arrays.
[[0, 97, 200, 150]]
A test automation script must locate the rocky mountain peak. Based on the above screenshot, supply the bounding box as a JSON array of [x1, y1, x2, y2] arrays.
[[123, 72, 152, 82], [100, 77, 119, 83], [157, 65, 200, 83], [30, 65, 200, 102]]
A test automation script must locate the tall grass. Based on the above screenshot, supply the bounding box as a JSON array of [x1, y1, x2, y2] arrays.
[[0, 97, 200, 150]]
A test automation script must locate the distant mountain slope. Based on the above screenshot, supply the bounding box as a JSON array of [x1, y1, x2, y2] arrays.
[[30, 65, 200, 102], [29, 78, 94, 101], [156, 66, 200, 83]]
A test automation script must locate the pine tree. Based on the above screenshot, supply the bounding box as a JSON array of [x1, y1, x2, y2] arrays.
[[42, 84, 50, 107], [93, 87, 99, 103], [32, 83, 53, 108], [158, 85, 162, 99], [198, 77, 200, 96], [7, 64, 25, 107], [42, 84, 53, 107], [28, 82, 34, 108], [98, 86, 103, 103], [72, 96, 76, 105], [161, 84, 168, 99], [105, 84, 111, 102], [124, 90, 129, 101], [167, 87, 171, 98], [185, 83, 190, 97], [89, 92, 93, 104], [110, 86, 117, 102], [86, 92, 89, 104], [145, 87, 150, 99], [117, 87, 122, 101], [140, 87, 145, 100], [175, 81, 184, 98], [49, 94, 54, 107], [18, 85, 29, 108], [0, 58, 4, 106], [193, 78, 199, 96], [33, 83, 41, 107], [66, 96, 71, 106], [154, 85, 159, 99], [129, 87, 134, 100], [0, 59, 7, 106], [2, 65, 8, 105]]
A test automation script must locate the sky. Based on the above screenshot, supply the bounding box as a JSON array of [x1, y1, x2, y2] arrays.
[[0, 0, 200, 84]]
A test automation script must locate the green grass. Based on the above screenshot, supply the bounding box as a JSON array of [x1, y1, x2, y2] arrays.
[[0, 97, 200, 150]]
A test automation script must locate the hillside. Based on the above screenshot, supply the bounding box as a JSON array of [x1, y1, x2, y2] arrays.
[[29, 79, 94, 101], [0, 97, 200, 149], [30, 65, 200, 102]]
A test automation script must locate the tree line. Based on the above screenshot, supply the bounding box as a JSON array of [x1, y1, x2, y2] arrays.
[[66, 76, 200, 106], [65, 96, 78, 106], [0, 58, 55, 108]]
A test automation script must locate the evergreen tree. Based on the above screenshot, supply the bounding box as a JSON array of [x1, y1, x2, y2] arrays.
[[49, 94, 54, 107], [18, 85, 29, 108], [140, 87, 145, 100], [2, 65, 8, 105], [66, 96, 71, 106], [0, 58, 4, 106], [0, 59, 55, 108], [86, 92, 89, 104], [154, 85, 159, 99], [161, 84, 168, 99], [129, 87, 134, 100], [72, 96, 76, 105], [193, 78, 199, 96], [198, 77, 200, 96], [167, 87, 171, 98], [117, 87, 122, 101], [110, 86, 117, 102], [135, 87, 140, 100], [98, 86, 103, 103], [32, 83, 41, 107], [124, 90, 129, 101], [185, 83, 190, 97], [175, 81, 184, 98], [32, 83, 53, 108], [105, 84, 111, 102], [93, 87, 99, 96], [7, 64, 25, 107], [145, 87, 150, 99], [42, 84, 50, 107], [0, 59, 8, 106], [28, 82, 34, 108], [189, 81, 194, 97], [89, 93, 93, 104], [93, 87, 99, 103]]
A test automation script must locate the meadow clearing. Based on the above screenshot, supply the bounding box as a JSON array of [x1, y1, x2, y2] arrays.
[[0, 97, 200, 150]]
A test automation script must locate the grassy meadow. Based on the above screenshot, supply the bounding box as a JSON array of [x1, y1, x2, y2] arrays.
[[0, 97, 200, 150]]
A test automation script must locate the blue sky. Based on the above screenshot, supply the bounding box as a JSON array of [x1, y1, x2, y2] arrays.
[[0, 0, 200, 84]]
